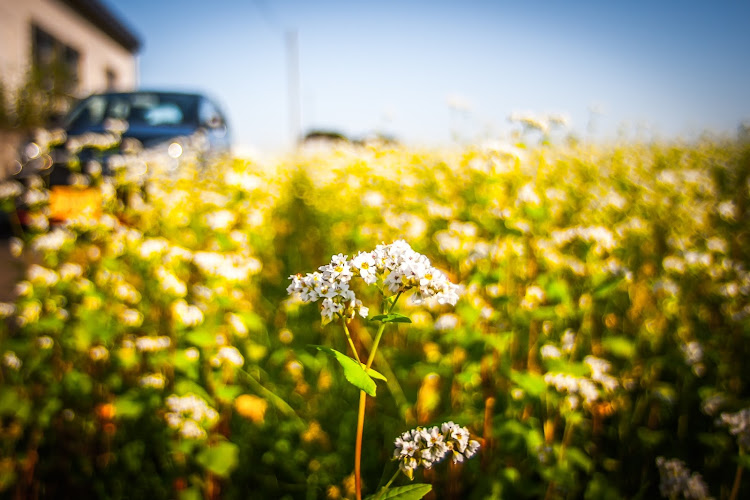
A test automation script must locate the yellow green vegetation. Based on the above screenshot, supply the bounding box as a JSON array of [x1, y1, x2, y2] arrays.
[[0, 135, 749, 499]]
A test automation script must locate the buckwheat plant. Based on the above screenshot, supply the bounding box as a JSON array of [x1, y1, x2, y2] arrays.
[[287, 240, 467, 499], [719, 408, 750, 500], [655, 457, 712, 500]]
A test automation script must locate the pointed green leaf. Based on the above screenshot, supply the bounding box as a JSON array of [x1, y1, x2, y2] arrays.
[[366, 366, 387, 382], [370, 313, 412, 324], [312, 346, 377, 396], [365, 483, 432, 500]]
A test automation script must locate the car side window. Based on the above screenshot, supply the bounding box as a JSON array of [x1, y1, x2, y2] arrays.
[[198, 99, 224, 129], [66, 96, 107, 128]]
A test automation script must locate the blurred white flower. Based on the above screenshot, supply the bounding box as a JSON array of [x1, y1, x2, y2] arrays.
[[3, 351, 22, 371], [89, 345, 109, 362], [139, 373, 166, 389], [211, 346, 244, 368], [540, 344, 562, 360], [136, 336, 171, 352], [172, 300, 204, 327]]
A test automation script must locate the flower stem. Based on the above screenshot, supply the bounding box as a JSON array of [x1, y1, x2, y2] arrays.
[[730, 462, 743, 500], [342, 321, 362, 363], [355, 390, 367, 500], [354, 293, 402, 500], [373, 469, 402, 500]]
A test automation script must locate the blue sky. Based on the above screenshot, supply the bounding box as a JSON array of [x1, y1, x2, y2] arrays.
[[105, 0, 750, 153]]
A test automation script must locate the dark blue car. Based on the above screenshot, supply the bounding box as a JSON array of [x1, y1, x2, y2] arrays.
[[13, 91, 231, 221], [19, 90, 231, 183]]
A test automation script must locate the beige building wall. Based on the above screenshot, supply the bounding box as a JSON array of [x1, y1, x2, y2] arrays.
[[0, 0, 137, 95]]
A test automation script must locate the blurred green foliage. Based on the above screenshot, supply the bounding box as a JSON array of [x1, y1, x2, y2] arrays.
[[0, 133, 749, 499]]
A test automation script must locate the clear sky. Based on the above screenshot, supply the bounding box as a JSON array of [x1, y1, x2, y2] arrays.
[[105, 0, 750, 153]]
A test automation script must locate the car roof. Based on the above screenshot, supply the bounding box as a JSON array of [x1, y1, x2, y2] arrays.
[[82, 90, 205, 99]]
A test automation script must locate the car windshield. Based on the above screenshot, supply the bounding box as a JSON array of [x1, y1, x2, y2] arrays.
[[65, 93, 199, 130]]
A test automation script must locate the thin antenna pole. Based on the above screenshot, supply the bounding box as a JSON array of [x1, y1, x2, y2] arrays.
[[286, 29, 301, 149]]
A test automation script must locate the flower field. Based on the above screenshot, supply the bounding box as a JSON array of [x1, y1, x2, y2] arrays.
[[1, 133, 749, 499]]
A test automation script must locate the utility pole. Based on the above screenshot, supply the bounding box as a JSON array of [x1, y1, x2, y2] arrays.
[[286, 29, 301, 150]]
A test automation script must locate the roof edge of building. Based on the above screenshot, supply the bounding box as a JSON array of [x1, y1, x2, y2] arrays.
[[60, 0, 141, 53]]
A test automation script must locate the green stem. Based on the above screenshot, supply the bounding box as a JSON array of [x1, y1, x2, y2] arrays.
[[342, 320, 362, 363], [366, 292, 401, 370], [729, 462, 743, 500], [354, 292, 402, 500], [374, 469, 402, 500], [355, 391, 367, 500], [357, 326, 409, 416]]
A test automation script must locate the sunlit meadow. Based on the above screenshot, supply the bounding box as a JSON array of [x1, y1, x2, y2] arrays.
[[0, 122, 749, 499]]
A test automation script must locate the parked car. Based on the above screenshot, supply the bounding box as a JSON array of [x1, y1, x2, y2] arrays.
[[13, 90, 231, 220]]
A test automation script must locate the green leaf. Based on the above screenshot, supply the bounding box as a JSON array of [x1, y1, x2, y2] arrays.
[[602, 336, 636, 359], [366, 367, 387, 382], [584, 473, 621, 500], [312, 345, 377, 396], [564, 446, 593, 473], [366, 483, 432, 500], [510, 370, 547, 397], [0, 388, 31, 421], [593, 277, 624, 299], [215, 383, 242, 403], [196, 440, 239, 479], [370, 313, 412, 324], [185, 329, 216, 348], [114, 394, 144, 419], [737, 454, 750, 469], [179, 487, 202, 500]]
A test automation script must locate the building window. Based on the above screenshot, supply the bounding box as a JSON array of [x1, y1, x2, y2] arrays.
[[31, 23, 80, 92]]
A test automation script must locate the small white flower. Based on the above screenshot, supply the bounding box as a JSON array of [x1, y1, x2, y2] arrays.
[[3, 351, 22, 371], [139, 373, 166, 389], [540, 344, 562, 360], [89, 345, 109, 361], [211, 346, 244, 368]]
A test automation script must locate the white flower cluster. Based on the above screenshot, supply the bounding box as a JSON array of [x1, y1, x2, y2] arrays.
[[680, 341, 706, 377], [211, 346, 244, 368], [193, 251, 262, 282], [135, 336, 172, 352], [550, 225, 617, 255], [719, 408, 750, 450], [139, 373, 166, 389], [3, 351, 22, 371], [544, 357, 618, 410], [655, 457, 712, 500], [287, 240, 460, 325], [172, 300, 204, 327], [0, 180, 23, 200], [393, 422, 480, 479], [165, 393, 219, 440]]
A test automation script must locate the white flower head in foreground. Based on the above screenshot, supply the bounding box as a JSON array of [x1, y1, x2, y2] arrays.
[[287, 240, 459, 324], [393, 421, 480, 479]]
